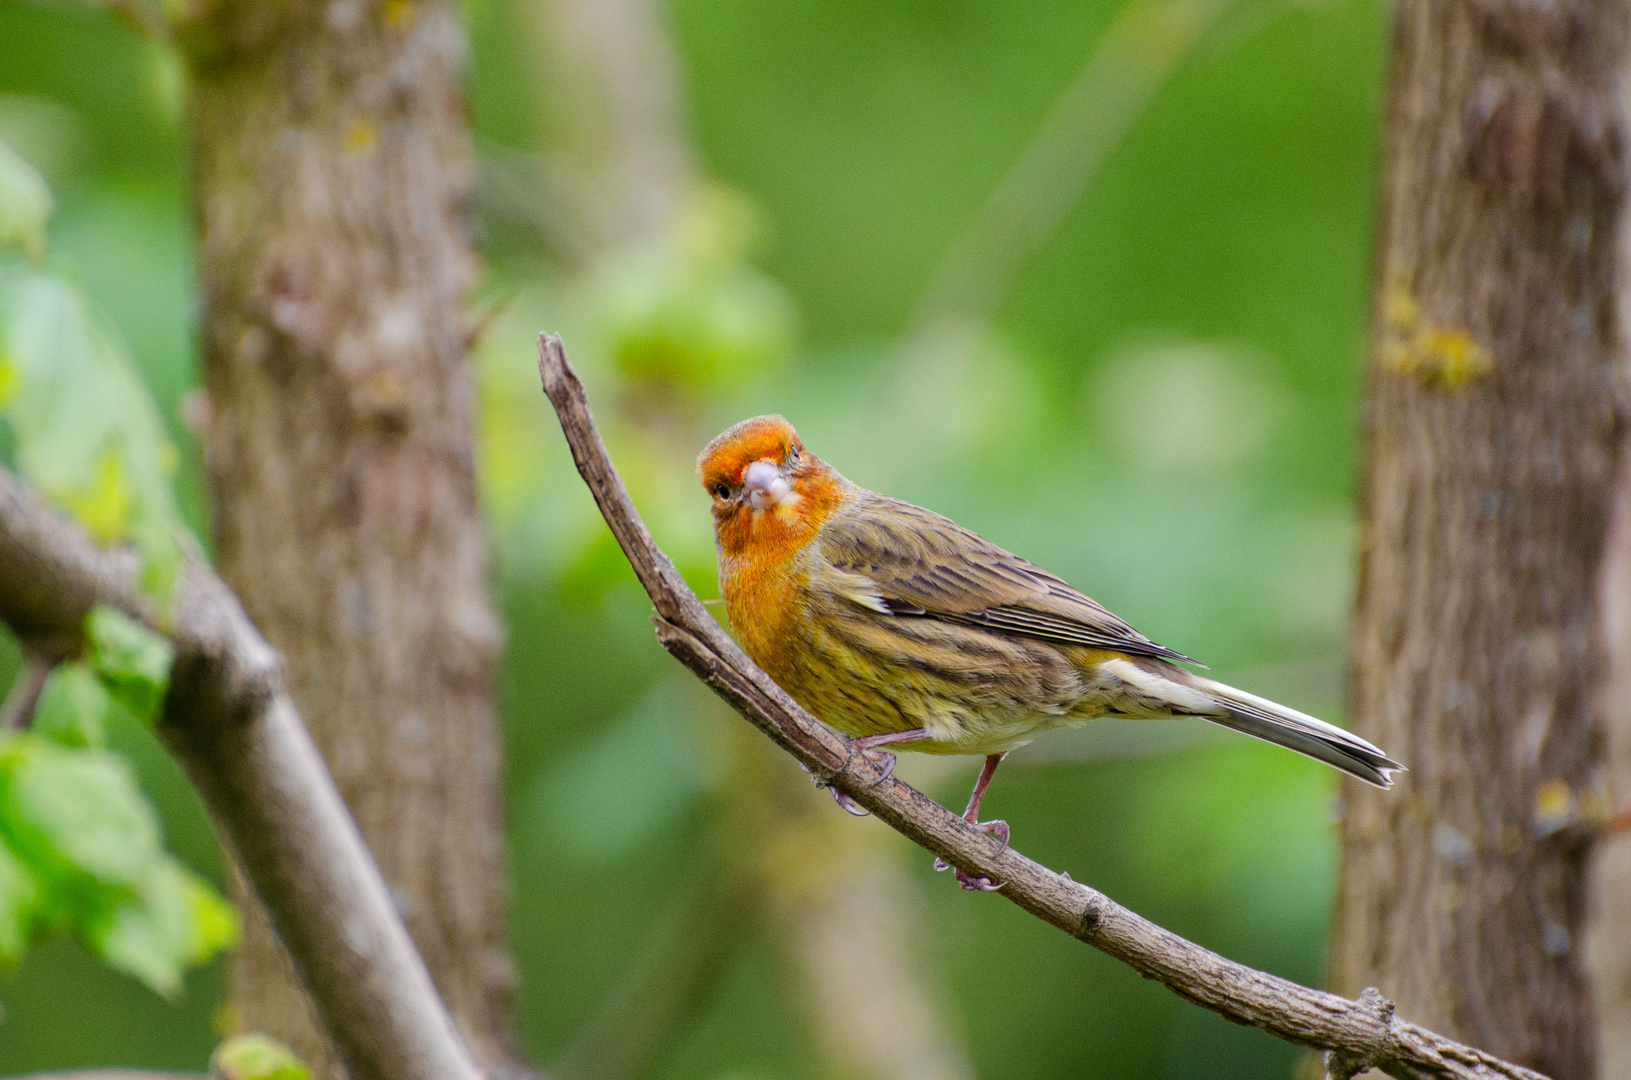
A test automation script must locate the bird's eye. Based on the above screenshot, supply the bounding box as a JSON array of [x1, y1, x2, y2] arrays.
[[786, 447, 799, 467], [713, 483, 731, 499]]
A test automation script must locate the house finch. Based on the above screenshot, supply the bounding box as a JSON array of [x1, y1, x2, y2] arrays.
[[699, 414, 1401, 889]]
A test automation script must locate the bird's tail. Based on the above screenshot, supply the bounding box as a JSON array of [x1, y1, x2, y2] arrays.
[[1184, 674, 1403, 789]]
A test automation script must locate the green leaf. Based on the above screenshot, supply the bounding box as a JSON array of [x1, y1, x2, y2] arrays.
[[85, 879, 185, 997], [83, 858, 237, 998], [212, 1034, 311, 1080], [0, 735, 236, 993], [0, 264, 183, 599], [177, 861, 239, 965], [86, 606, 173, 722], [0, 834, 41, 965], [32, 661, 116, 748], [0, 136, 52, 261], [0, 738, 160, 888]]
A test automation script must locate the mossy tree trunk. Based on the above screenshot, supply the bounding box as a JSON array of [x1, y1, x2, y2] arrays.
[[1335, 3, 1628, 1077], [180, 2, 516, 1072]]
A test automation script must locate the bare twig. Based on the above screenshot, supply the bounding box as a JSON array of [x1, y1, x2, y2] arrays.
[[0, 649, 54, 731], [0, 472, 481, 1080], [535, 332, 1547, 1080]]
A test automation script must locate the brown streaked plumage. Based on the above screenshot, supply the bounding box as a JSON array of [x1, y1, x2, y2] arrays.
[[698, 415, 1401, 888]]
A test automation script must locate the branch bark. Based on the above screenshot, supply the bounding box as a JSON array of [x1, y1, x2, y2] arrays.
[[0, 469, 481, 1080], [535, 331, 1549, 1080]]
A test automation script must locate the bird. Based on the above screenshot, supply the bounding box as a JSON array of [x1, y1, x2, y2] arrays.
[[698, 414, 1402, 889]]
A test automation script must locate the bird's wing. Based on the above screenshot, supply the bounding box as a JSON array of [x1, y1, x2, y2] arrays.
[[814, 494, 1198, 665]]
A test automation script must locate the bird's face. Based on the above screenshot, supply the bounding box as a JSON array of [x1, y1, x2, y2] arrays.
[[697, 415, 847, 558]]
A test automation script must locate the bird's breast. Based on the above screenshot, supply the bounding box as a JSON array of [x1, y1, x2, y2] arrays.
[[719, 548, 808, 682]]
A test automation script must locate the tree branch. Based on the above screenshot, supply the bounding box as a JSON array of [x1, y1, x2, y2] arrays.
[[534, 332, 1547, 1080], [0, 473, 481, 1080], [0, 649, 54, 731]]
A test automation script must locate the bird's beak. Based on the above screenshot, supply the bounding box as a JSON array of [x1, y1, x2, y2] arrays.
[[743, 459, 796, 511]]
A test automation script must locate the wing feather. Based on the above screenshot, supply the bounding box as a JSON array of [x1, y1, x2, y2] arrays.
[[814, 493, 1197, 665]]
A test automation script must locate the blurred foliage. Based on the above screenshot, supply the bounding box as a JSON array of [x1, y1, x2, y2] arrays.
[[211, 1033, 312, 1080], [0, 0, 1384, 1075], [0, 113, 233, 1032], [0, 136, 51, 260], [594, 185, 796, 395], [0, 607, 236, 999], [0, 133, 182, 598]]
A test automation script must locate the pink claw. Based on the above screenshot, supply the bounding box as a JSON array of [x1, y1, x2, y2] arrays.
[[957, 870, 1003, 892], [866, 750, 897, 786], [933, 853, 1005, 891], [830, 787, 870, 817]]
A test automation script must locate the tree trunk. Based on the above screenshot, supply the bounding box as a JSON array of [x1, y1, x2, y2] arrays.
[[183, 2, 514, 1072], [1334, 3, 1627, 1077]]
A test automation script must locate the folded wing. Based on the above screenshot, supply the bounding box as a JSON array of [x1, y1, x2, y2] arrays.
[[815, 493, 1197, 665]]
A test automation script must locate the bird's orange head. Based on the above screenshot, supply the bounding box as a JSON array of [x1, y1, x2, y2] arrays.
[[697, 415, 851, 559]]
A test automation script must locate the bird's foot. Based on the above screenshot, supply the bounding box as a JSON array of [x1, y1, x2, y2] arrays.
[[973, 817, 1010, 851], [931, 860, 1003, 892], [860, 749, 897, 786], [829, 787, 870, 817], [957, 869, 1003, 892], [933, 818, 1010, 890], [818, 744, 898, 816]]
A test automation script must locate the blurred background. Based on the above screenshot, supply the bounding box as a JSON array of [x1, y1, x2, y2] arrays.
[[0, 0, 1384, 1075]]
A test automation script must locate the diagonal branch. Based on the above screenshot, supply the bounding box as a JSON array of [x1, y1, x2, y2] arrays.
[[0, 474, 481, 1080], [535, 332, 1546, 1080]]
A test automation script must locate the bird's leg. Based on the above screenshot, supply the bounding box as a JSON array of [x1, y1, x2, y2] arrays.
[[961, 752, 1009, 843], [826, 727, 929, 815], [935, 753, 1008, 891], [851, 727, 928, 784]]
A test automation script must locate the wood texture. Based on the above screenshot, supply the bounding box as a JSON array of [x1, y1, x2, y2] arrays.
[[1335, 2, 1628, 1077], [535, 333, 1549, 1080], [0, 468, 482, 1080], [180, 1, 513, 1070]]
